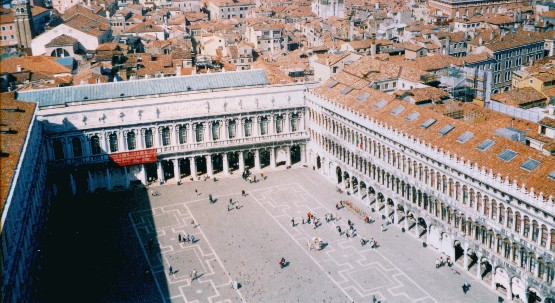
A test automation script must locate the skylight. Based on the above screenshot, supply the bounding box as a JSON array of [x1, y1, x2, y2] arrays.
[[520, 158, 541, 172], [498, 149, 518, 162], [357, 92, 370, 102], [476, 139, 495, 151], [421, 118, 436, 129], [456, 131, 474, 143], [373, 99, 388, 109], [438, 125, 455, 136], [327, 80, 338, 88], [340, 86, 353, 95], [390, 106, 405, 115], [548, 170, 555, 181], [406, 112, 420, 121]]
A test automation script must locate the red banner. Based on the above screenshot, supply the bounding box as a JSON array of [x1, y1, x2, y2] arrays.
[[109, 149, 157, 166]]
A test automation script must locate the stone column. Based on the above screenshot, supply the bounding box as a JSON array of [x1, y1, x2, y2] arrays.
[[269, 114, 275, 135], [299, 112, 305, 131], [189, 124, 195, 143], [155, 127, 162, 148], [87, 171, 94, 192], [285, 146, 291, 166], [139, 129, 145, 149], [393, 202, 399, 224], [254, 149, 261, 170], [157, 161, 164, 181], [69, 172, 76, 195], [173, 159, 180, 181], [190, 157, 197, 179], [270, 147, 276, 168], [124, 166, 130, 188], [223, 120, 229, 140], [253, 116, 260, 137], [239, 118, 245, 138], [106, 167, 112, 191], [119, 130, 126, 152], [476, 252, 482, 279], [206, 155, 214, 177], [173, 125, 180, 146], [205, 121, 212, 142], [285, 112, 290, 133], [463, 242, 469, 269], [223, 153, 230, 175], [238, 151, 245, 173], [141, 164, 147, 185], [300, 144, 306, 164], [64, 137, 73, 159], [384, 196, 389, 218]]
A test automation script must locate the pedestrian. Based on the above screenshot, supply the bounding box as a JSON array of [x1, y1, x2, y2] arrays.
[[253, 175, 257, 183], [195, 189, 198, 195], [178, 234, 182, 243], [169, 266, 173, 276], [186, 234, 190, 242], [209, 194, 213, 203], [291, 218, 295, 227], [242, 190, 246, 196], [192, 269, 198, 281], [191, 219, 196, 227], [364, 215, 369, 223], [462, 281, 470, 294], [229, 198, 233, 205], [227, 204, 232, 211], [335, 202, 339, 210], [279, 257, 286, 269], [360, 238, 366, 246], [191, 235, 196, 243], [337, 226, 342, 235], [348, 219, 352, 226], [235, 202, 240, 209]]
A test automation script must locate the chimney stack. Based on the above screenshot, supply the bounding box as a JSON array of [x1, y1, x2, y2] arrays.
[[370, 33, 377, 57], [16, 65, 22, 72]]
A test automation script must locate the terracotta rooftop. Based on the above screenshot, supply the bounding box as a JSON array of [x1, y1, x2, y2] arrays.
[[313, 75, 555, 198], [0, 92, 37, 221], [490, 87, 547, 107], [0, 56, 71, 75]]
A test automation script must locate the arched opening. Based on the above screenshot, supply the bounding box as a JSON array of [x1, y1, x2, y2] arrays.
[[291, 145, 301, 164], [161, 160, 174, 181], [454, 240, 464, 262], [336, 167, 342, 184], [316, 155, 321, 169]]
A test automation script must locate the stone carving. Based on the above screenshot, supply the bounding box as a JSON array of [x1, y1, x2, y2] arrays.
[[82, 115, 88, 125], [99, 113, 106, 123]]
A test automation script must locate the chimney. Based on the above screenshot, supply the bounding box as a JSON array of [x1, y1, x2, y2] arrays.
[[16, 65, 22, 72], [370, 33, 377, 57], [176, 64, 182, 76], [479, 37, 483, 45]]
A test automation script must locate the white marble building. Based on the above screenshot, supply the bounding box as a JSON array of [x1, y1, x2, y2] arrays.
[[15, 70, 308, 195]]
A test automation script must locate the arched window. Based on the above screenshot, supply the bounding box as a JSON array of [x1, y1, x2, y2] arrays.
[[195, 124, 203, 142], [178, 126, 186, 144], [275, 116, 283, 133], [244, 119, 251, 137], [145, 129, 153, 148], [228, 120, 236, 138], [90, 135, 101, 155], [72, 137, 82, 157], [127, 132, 136, 150], [52, 139, 64, 160], [109, 133, 118, 153], [212, 122, 220, 140], [260, 117, 268, 135], [291, 114, 298, 132], [161, 127, 170, 146]]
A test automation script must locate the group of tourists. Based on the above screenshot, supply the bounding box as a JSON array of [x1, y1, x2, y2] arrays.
[[435, 256, 453, 268], [178, 233, 196, 244], [242, 169, 267, 183]]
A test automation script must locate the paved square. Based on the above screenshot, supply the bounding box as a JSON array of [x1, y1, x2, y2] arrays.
[[127, 167, 500, 303]]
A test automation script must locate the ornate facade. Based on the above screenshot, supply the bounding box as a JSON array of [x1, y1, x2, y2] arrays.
[[305, 86, 555, 302]]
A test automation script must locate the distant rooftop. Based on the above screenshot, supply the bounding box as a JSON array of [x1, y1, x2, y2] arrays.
[[15, 70, 270, 107]]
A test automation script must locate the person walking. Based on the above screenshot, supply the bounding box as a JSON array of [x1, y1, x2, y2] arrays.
[[192, 269, 198, 281], [169, 266, 173, 276], [291, 217, 295, 227], [242, 190, 246, 196], [279, 257, 286, 269], [178, 234, 182, 243]]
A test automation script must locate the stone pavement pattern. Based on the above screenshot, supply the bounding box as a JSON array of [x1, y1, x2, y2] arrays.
[[131, 168, 501, 303]]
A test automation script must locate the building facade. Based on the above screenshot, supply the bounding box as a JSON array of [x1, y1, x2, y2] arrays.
[[14, 70, 309, 195], [1, 94, 51, 303], [305, 77, 555, 302], [429, 0, 527, 19]]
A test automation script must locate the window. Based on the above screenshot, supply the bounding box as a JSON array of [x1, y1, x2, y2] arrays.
[[291, 116, 298, 132], [438, 124, 455, 136], [178, 126, 186, 144], [260, 117, 268, 135], [406, 112, 420, 121], [521, 158, 541, 171], [90, 135, 101, 155], [109, 133, 118, 152], [244, 120, 252, 136], [456, 131, 474, 143], [195, 124, 204, 142], [340, 86, 353, 95], [162, 127, 170, 146], [548, 170, 555, 181], [72, 137, 82, 157], [390, 106, 405, 115], [275, 116, 283, 134], [357, 93, 370, 102], [52, 139, 64, 160], [498, 149, 517, 162], [212, 123, 220, 140], [373, 99, 388, 109], [127, 132, 136, 150], [228, 121, 236, 138], [477, 139, 495, 151], [145, 129, 154, 148], [421, 118, 436, 129]]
